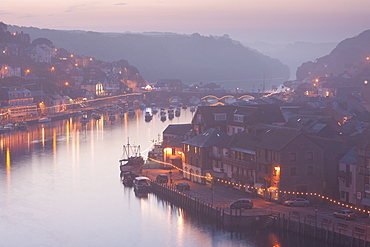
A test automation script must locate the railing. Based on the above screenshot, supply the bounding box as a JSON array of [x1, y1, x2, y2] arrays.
[[338, 170, 352, 179], [222, 156, 254, 168], [232, 172, 254, 183]]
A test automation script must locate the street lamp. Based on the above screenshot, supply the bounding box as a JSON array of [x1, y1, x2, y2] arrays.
[[169, 170, 173, 184]]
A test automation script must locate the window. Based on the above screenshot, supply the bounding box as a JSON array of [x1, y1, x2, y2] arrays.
[[290, 167, 297, 176], [233, 114, 244, 122], [172, 148, 175, 155], [289, 153, 297, 161], [307, 166, 313, 175], [307, 151, 313, 161], [214, 113, 226, 121]]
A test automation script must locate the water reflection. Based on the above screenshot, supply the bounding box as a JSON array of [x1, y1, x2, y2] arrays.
[[0, 108, 338, 247]]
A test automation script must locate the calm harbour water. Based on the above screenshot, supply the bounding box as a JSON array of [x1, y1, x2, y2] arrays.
[[0, 108, 330, 247]]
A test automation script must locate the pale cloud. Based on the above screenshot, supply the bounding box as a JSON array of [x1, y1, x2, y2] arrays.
[[19, 14, 36, 19], [115, 2, 127, 5], [0, 11, 11, 16], [65, 4, 87, 13]]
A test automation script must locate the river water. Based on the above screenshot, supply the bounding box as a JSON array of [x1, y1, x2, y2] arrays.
[[0, 108, 330, 247]]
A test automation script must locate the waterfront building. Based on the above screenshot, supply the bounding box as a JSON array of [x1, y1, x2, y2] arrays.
[[338, 147, 357, 204], [255, 128, 325, 202], [182, 128, 228, 184], [191, 105, 285, 136], [355, 127, 370, 212], [0, 86, 38, 120], [211, 132, 260, 192]]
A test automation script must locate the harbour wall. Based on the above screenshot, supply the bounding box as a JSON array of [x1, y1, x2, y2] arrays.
[[150, 182, 370, 247]]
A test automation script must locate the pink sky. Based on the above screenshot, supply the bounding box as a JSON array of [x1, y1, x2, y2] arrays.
[[1, 0, 370, 43]]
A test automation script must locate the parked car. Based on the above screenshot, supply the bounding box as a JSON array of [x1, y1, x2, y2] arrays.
[[230, 198, 253, 209], [283, 198, 310, 207], [156, 174, 168, 184], [176, 182, 190, 191], [333, 210, 357, 220]]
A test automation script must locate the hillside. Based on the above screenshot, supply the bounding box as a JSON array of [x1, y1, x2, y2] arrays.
[[8, 25, 290, 91], [245, 41, 337, 80], [296, 29, 370, 81]]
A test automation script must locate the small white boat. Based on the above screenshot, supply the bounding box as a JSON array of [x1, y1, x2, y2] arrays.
[[3, 123, 14, 131], [133, 177, 152, 192], [38, 117, 51, 123], [145, 111, 152, 122]]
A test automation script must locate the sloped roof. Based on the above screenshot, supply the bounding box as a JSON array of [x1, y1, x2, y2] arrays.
[[164, 136, 184, 148], [339, 147, 356, 164], [163, 124, 192, 135], [192, 105, 235, 125], [182, 128, 228, 148], [256, 128, 301, 151], [214, 132, 260, 153]]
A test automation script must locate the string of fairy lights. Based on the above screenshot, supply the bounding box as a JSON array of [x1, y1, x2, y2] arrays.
[[147, 157, 370, 214], [38, 92, 143, 111]]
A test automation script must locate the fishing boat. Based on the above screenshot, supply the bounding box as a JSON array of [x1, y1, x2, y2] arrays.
[[109, 115, 116, 121], [119, 140, 144, 185]]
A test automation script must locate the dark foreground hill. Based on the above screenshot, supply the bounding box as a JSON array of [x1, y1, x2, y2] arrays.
[[8, 25, 290, 90]]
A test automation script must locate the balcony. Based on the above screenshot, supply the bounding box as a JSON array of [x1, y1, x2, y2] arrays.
[[232, 172, 254, 184], [209, 152, 222, 160], [365, 184, 370, 194], [338, 170, 352, 180], [222, 156, 254, 168]]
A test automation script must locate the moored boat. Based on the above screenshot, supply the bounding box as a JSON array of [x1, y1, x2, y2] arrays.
[[175, 107, 181, 117], [160, 111, 166, 122], [128, 107, 135, 118], [119, 141, 144, 185], [144, 111, 152, 122], [133, 177, 152, 193], [151, 107, 158, 114], [14, 122, 28, 131], [38, 117, 51, 123]]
